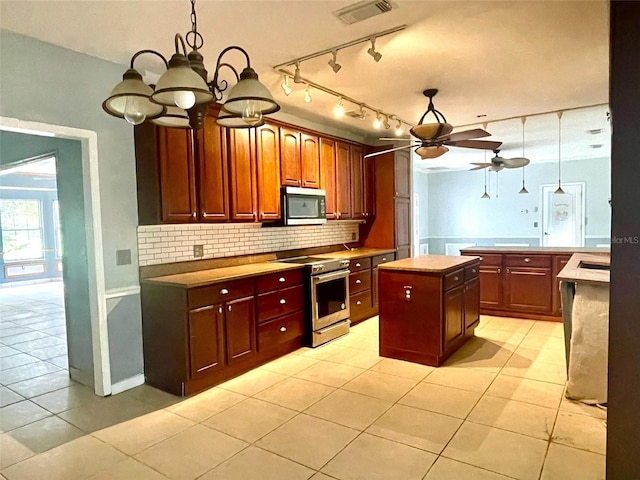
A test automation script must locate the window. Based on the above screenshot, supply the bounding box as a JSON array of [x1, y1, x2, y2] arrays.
[[0, 199, 44, 261]]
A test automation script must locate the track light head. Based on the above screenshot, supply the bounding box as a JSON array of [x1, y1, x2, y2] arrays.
[[304, 86, 312, 103], [394, 119, 403, 136], [281, 75, 292, 96], [328, 50, 342, 73], [334, 97, 345, 118], [293, 63, 303, 84], [383, 115, 390, 130], [373, 112, 382, 129], [367, 37, 382, 62]]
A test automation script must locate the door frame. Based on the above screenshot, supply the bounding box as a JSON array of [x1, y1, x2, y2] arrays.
[[540, 182, 586, 247], [0, 115, 111, 396]]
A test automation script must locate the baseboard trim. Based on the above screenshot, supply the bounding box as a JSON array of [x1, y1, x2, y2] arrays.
[[111, 374, 145, 395], [69, 366, 95, 392]]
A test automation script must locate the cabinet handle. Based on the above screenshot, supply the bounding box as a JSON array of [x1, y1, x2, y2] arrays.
[[218, 307, 223, 314], [479, 256, 483, 261], [220, 288, 229, 295], [336, 212, 340, 219], [356, 300, 362, 305], [192, 212, 197, 218], [228, 305, 232, 312], [280, 326, 287, 332], [382, 257, 387, 261], [497, 268, 501, 274], [279, 298, 287, 304], [355, 279, 362, 284], [472, 268, 477, 273], [202, 212, 208, 218], [507, 268, 510, 274], [191, 305, 214, 313], [252, 212, 257, 219], [524, 257, 531, 263], [453, 276, 459, 281], [355, 262, 361, 267]]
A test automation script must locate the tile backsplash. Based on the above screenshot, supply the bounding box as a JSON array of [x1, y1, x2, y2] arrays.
[[137, 222, 361, 266]]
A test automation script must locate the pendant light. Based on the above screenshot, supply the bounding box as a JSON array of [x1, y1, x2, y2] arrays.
[[519, 116, 529, 194], [481, 151, 490, 199], [554, 111, 566, 194]]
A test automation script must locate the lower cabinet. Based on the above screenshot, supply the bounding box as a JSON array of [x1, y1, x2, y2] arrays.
[[188, 305, 225, 380], [347, 251, 396, 325]]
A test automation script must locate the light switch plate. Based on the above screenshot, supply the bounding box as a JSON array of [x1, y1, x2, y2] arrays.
[[193, 245, 204, 257]]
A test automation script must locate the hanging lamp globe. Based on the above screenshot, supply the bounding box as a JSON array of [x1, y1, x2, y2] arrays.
[[102, 69, 165, 125], [222, 67, 280, 117]]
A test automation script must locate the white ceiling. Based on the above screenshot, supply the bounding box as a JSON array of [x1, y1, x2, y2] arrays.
[[0, 0, 610, 171]]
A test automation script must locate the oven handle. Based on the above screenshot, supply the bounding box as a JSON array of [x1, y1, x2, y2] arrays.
[[312, 269, 349, 284]]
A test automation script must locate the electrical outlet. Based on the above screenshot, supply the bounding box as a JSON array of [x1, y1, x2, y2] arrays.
[[534, 221, 539, 228], [351, 232, 356, 241], [193, 245, 204, 258]]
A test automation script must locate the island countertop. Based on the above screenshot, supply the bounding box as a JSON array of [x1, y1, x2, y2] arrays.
[[379, 255, 479, 273], [314, 247, 396, 260], [557, 252, 610, 285]]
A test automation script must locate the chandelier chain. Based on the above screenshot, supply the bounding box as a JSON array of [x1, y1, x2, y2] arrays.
[[186, 0, 204, 50]]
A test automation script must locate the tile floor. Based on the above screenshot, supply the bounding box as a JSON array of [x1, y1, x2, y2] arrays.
[[0, 283, 607, 480]]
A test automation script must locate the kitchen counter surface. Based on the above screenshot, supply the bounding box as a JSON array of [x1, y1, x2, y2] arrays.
[[379, 254, 479, 273], [558, 252, 610, 285], [142, 262, 304, 288], [461, 246, 610, 254], [314, 247, 396, 260]]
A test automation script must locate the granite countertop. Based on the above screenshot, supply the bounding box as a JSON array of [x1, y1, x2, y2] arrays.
[[379, 255, 479, 273], [142, 262, 304, 288], [461, 246, 610, 254], [314, 247, 396, 260], [557, 252, 610, 285]]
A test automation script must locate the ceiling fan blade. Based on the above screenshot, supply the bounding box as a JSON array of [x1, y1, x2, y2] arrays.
[[364, 144, 417, 159], [446, 139, 503, 150], [438, 128, 491, 142], [502, 157, 531, 168], [469, 164, 490, 170]]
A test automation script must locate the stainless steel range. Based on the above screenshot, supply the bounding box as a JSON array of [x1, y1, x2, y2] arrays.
[[277, 256, 351, 347]]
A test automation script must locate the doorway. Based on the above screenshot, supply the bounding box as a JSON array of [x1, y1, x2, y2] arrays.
[[541, 182, 585, 247]]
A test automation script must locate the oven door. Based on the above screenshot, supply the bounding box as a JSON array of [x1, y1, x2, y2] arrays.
[[311, 269, 350, 330]]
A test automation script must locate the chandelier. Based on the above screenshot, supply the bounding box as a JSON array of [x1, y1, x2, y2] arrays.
[[102, 0, 280, 130]]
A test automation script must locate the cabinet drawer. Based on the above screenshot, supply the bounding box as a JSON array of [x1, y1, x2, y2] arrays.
[[444, 268, 464, 291], [257, 285, 304, 323], [505, 254, 551, 268], [258, 311, 304, 350], [188, 279, 254, 309], [372, 253, 395, 267], [475, 253, 502, 267], [350, 270, 371, 294], [464, 263, 480, 281], [256, 269, 303, 293], [350, 290, 372, 318], [349, 257, 371, 272]]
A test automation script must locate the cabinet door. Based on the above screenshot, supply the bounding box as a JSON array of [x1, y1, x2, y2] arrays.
[[350, 144, 365, 219], [279, 127, 301, 187], [552, 254, 572, 315], [301, 133, 320, 189], [228, 128, 257, 221], [158, 127, 197, 222], [394, 150, 411, 199], [188, 305, 225, 380], [364, 155, 376, 218], [464, 277, 480, 331], [479, 266, 503, 309], [197, 113, 229, 221], [444, 284, 464, 349], [319, 137, 338, 219], [395, 197, 411, 259], [256, 124, 281, 220], [335, 141, 352, 219], [505, 267, 552, 312], [225, 296, 257, 365]]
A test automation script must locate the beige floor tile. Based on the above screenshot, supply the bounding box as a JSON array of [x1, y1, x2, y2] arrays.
[[520, 333, 565, 350], [0, 361, 61, 385], [332, 331, 371, 347], [217, 368, 287, 396], [324, 347, 381, 369], [58, 393, 155, 433], [0, 346, 20, 358], [294, 360, 365, 387], [0, 432, 35, 469], [341, 370, 418, 402], [201, 446, 314, 480], [476, 328, 526, 345], [399, 382, 482, 419], [559, 397, 607, 419], [305, 389, 392, 430], [295, 342, 348, 360], [366, 404, 462, 454], [0, 332, 48, 345], [541, 443, 605, 480], [481, 317, 535, 334], [502, 356, 567, 385], [2, 435, 127, 480], [204, 398, 296, 443], [92, 409, 194, 455], [529, 321, 564, 337], [254, 376, 335, 411], [45, 355, 68, 370], [259, 353, 319, 376], [0, 386, 24, 408], [124, 384, 180, 408], [5, 370, 74, 398], [424, 457, 512, 480], [513, 345, 567, 366], [486, 375, 564, 409], [468, 396, 557, 440], [135, 424, 247, 480], [348, 336, 379, 352], [322, 432, 437, 480], [30, 384, 99, 414], [309, 473, 336, 480], [368, 357, 434, 381], [552, 411, 606, 454], [256, 413, 359, 469], [442, 422, 547, 480], [443, 338, 514, 372], [6, 416, 84, 454], [88, 457, 170, 479], [29, 344, 67, 361], [165, 387, 247, 422], [0, 400, 52, 432], [423, 367, 497, 393]]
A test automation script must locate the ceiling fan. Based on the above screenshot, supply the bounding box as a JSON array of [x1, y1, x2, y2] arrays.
[[470, 150, 530, 172], [364, 88, 503, 159]]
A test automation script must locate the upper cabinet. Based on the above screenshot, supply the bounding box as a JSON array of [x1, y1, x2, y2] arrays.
[[227, 128, 257, 221], [350, 144, 365, 219], [280, 128, 320, 189], [335, 141, 352, 220], [300, 133, 320, 189], [255, 124, 281, 221], [198, 112, 229, 221], [319, 137, 338, 220]]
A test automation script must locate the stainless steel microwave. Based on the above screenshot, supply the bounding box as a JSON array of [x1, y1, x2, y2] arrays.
[[281, 186, 327, 225]]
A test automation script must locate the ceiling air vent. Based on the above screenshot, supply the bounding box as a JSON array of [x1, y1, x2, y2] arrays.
[[333, 1, 394, 25]]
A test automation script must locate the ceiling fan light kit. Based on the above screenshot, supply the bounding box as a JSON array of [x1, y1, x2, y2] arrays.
[[102, 0, 280, 130]]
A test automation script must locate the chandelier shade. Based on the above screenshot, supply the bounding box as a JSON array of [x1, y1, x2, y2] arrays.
[[151, 52, 213, 108], [151, 105, 191, 129], [222, 67, 281, 116], [216, 108, 265, 128], [102, 69, 165, 125]]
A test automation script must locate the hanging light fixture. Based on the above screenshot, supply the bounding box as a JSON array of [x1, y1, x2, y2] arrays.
[[481, 151, 490, 199], [304, 85, 312, 103], [333, 97, 345, 117], [280, 75, 292, 96], [103, 0, 279, 130], [367, 36, 383, 62], [328, 50, 342, 73], [151, 105, 191, 129], [519, 116, 529, 194], [293, 63, 303, 84], [555, 111, 566, 194]]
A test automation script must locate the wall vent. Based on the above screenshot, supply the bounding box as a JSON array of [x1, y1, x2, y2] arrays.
[[333, 1, 394, 25]]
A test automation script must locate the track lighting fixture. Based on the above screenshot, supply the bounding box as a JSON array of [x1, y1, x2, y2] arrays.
[[328, 50, 342, 73], [367, 36, 382, 62], [281, 75, 292, 96], [373, 112, 382, 129], [395, 119, 404, 136], [293, 63, 303, 84], [383, 115, 390, 130], [334, 97, 345, 117], [357, 105, 366, 120], [304, 85, 312, 103]]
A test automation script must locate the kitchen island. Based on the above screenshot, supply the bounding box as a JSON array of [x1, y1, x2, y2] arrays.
[[378, 255, 480, 367]]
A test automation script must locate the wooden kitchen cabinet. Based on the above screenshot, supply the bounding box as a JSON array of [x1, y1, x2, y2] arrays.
[[255, 123, 281, 221], [319, 137, 338, 219], [188, 304, 225, 380], [350, 144, 365, 219], [228, 128, 258, 221], [335, 141, 352, 219], [198, 112, 229, 221], [552, 254, 572, 315], [280, 128, 320, 189], [224, 295, 257, 365], [504, 263, 552, 313], [444, 283, 464, 349], [364, 155, 376, 218], [477, 254, 503, 309], [301, 133, 320, 188]]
